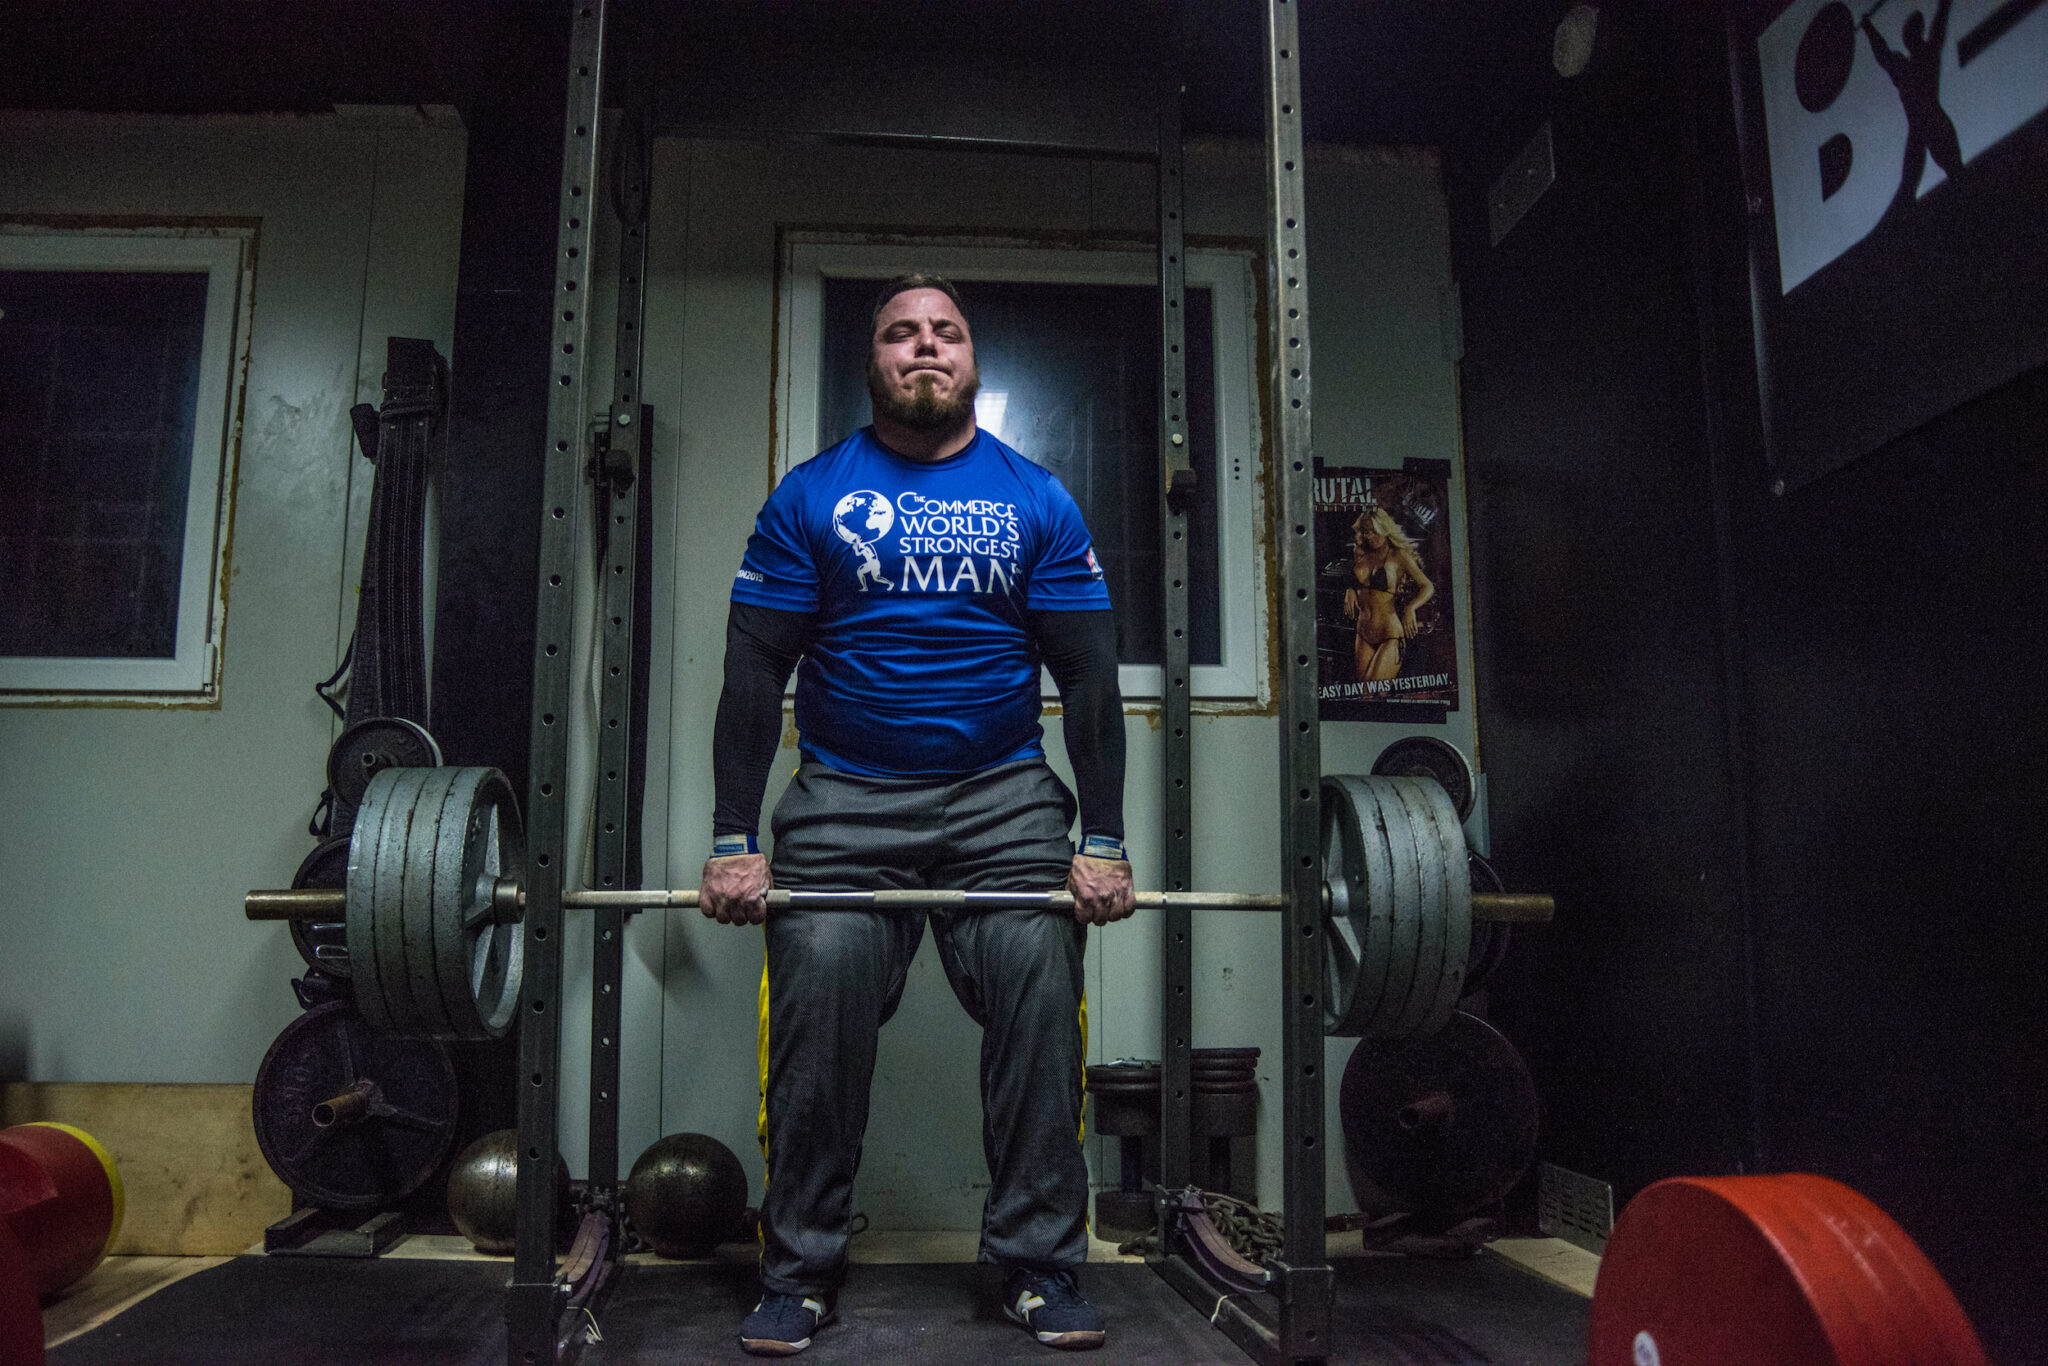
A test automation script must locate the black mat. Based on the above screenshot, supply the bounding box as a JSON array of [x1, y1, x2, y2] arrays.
[[589, 1261, 1249, 1364], [1328, 1251, 1589, 1366], [50, 1250, 1588, 1364], [49, 1256, 508, 1366]]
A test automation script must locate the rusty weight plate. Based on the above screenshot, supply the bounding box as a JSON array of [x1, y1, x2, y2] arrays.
[[1338, 1010, 1537, 1221], [252, 1001, 458, 1211], [288, 836, 354, 980], [1370, 736, 1475, 822], [326, 716, 442, 810]]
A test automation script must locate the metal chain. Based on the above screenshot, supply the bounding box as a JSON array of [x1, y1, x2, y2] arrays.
[[1117, 1188, 1286, 1263]]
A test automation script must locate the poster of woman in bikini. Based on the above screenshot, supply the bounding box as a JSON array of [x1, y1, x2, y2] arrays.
[[1313, 459, 1459, 722]]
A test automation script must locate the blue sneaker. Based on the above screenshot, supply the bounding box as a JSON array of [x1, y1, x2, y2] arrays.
[[738, 1291, 834, 1356], [1002, 1267, 1107, 1349]]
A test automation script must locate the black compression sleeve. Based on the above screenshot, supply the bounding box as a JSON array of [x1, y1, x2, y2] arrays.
[[1029, 608, 1125, 841], [711, 602, 815, 837]]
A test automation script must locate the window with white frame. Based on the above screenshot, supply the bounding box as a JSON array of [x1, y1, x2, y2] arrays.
[[777, 238, 1266, 701], [0, 225, 251, 699]]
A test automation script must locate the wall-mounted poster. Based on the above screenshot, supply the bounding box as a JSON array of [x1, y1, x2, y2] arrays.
[[1314, 459, 1458, 723], [1730, 0, 2048, 491]]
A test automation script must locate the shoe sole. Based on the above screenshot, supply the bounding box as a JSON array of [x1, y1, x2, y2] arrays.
[[740, 1310, 834, 1356], [1005, 1304, 1107, 1350], [740, 1337, 810, 1357], [1036, 1328, 1108, 1349]]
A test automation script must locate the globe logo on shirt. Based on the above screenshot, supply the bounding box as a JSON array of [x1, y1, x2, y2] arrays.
[[831, 489, 895, 592], [831, 490, 895, 546]]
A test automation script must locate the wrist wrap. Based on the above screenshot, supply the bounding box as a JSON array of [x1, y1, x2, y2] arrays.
[[1079, 833, 1127, 862]]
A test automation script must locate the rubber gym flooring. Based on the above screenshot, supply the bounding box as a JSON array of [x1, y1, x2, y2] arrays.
[[48, 1251, 1588, 1364]]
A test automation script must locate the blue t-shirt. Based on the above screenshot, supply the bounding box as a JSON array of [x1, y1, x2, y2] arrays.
[[731, 427, 1111, 778]]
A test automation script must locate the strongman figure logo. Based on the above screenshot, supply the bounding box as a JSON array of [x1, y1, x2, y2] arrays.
[[1861, 0, 1963, 221], [831, 490, 896, 591]]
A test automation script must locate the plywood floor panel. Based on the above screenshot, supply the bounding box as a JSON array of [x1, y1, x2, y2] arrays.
[[2, 1082, 291, 1254]]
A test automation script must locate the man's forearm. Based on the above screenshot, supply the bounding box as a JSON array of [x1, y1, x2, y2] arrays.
[[1030, 608, 1125, 841], [711, 603, 814, 837]]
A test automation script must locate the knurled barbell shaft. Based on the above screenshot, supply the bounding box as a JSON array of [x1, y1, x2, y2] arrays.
[[244, 885, 1554, 922]]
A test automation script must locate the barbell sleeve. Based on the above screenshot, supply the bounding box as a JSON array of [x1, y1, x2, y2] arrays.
[[1466, 892, 1555, 922], [246, 889, 348, 920], [245, 884, 1553, 922]]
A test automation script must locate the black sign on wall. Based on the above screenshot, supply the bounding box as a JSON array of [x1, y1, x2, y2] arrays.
[[1730, 0, 2048, 491]]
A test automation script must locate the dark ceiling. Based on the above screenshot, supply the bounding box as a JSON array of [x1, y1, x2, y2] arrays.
[[2, 0, 1578, 158]]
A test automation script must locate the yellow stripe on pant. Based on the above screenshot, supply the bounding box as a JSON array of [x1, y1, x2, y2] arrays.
[[757, 952, 772, 1247]]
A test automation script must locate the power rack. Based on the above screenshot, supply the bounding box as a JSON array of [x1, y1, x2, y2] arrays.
[[506, 4, 1330, 1360]]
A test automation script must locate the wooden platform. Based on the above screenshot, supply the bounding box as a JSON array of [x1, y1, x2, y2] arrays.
[[2, 1082, 291, 1255]]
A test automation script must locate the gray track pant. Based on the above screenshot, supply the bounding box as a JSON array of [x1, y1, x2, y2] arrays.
[[758, 757, 1089, 1295]]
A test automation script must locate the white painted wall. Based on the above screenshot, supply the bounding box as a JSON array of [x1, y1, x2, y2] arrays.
[[591, 136, 1474, 1223], [0, 112, 465, 1083]]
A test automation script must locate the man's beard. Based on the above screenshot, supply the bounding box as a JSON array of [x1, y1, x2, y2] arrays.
[[869, 360, 980, 433]]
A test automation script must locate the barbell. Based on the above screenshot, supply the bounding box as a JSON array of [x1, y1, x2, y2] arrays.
[[247, 766, 1552, 1042]]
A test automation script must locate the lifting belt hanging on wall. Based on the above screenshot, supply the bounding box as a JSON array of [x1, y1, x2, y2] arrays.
[[344, 337, 445, 734]]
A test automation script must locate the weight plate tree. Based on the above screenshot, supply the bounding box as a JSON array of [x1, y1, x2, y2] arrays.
[[252, 1001, 460, 1212]]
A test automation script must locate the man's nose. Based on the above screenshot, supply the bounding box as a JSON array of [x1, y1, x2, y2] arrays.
[[913, 326, 938, 353]]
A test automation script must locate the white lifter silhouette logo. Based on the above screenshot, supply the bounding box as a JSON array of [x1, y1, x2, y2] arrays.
[[831, 490, 896, 591], [1757, 0, 2048, 293]]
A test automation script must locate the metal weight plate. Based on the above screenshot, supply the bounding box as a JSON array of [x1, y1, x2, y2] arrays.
[[1382, 778, 1449, 1039], [1318, 777, 1369, 1035], [396, 766, 449, 1038], [1588, 1174, 1988, 1366], [252, 1000, 459, 1212], [1370, 736, 1476, 822], [1407, 776, 1472, 1036], [347, 765, 525, 1040], [1463, 852, 1511, 1000], [429, 766, 524, 1040], [1320, 777, 1394, 1036], [349, 764, 428, 1035], [1360, 780, 1424, 1039], [1338, 1010, 1538, 1222], [327, 716, 442, 810], [288, 836, 354, 979]]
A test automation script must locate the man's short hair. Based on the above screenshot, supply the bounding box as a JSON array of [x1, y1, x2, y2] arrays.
[[870, 273, 969, 331]]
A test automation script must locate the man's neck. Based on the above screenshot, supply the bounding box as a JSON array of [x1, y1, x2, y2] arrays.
[[872, 415, 978, 463]]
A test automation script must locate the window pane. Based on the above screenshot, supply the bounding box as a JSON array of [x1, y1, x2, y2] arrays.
[[819, 277, 1222, 667], [0, 269, 207, 659]]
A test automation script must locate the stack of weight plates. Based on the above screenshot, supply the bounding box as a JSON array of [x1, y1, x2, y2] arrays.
[[1084, 1062, 1160, 1239], [1319, 775, 1470, 1039], [1084, 1062, 1160, 1139], [1192, 1048, 1260, 1138]]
